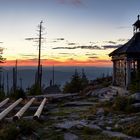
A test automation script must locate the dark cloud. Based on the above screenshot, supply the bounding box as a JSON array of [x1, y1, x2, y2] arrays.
[[25, 37, 46, 43], [104, 41, 117, 44], [53, 45, 102, 50], [56, 38, 65, 41], [117, 38, 129, 42], [59, 53, 70, 54], [89, 42, 96, 44], [68, 43, 76, 45], [27, 58, 38, 61], [103, 44, 122, 49], [79, 45, 102, 50], [85, 53, 97, 56], [20, 54, 37, 57], [59, 53, 76, 55], [52, 43, 123, 50], [52, 40, 58, 43], [88, 56, 98, 59], [67, 58, 75, 61], [59, 52, 77, 56], [25, 38, 39, 41], [53, 46, 77, 49], [95, 59, 111, 63], [0, 47, 4, 53], [0, 42, 3, 44]]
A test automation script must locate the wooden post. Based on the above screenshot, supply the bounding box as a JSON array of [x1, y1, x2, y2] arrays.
[[126, 60, 131, 89], [33, 98, 47, 120], [0, 98, 9, 108], [13, 98, 35, 121], [112, 60, 116, 85], [0, 98, 23, 121]]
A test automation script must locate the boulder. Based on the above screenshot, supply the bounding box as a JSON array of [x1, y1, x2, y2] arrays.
[[132, 103, 140, 108], [131, 92, 140, 101], [64, 133, 79, 140], [54, 120, 87, 129], [96, 108, 105, 116]]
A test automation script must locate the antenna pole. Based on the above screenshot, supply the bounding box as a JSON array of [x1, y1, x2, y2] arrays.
[[37, 21, 43, 93], [52, 65, 54, 86]]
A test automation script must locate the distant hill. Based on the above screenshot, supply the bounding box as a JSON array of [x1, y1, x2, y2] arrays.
[[1, 66, 112, 91]]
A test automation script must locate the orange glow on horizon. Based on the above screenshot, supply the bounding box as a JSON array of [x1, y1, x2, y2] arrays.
[[0, 59, 112, 67]]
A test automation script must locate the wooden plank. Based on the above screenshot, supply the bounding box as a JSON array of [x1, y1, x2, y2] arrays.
[[33, 98, 47, 120], [13, 98, 35, 120], [0, 98, 23, 121], [0, 98, 9, 108]]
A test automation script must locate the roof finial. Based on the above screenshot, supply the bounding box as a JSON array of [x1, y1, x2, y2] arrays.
[[138, 15, 140, 20]]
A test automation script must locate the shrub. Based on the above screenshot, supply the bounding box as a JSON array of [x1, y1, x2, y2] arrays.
[[10, 88, 26, 99], [112, 96, 135, 112], [63, 69, 89, 93], [0, 124, 19, 140], [0, 120, 41, 140], [82, 127, 101, 135], [28, 84, 42, 95], [123, 122, 140, 137]]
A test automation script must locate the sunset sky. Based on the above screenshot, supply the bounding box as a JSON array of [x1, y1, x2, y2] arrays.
[[0, 0, 140, 67]]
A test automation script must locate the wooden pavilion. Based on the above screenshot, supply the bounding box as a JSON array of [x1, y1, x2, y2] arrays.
[[109, 15, 140, 89]]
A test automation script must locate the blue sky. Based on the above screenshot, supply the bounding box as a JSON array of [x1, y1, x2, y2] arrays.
[[0, 0, 140, 66]]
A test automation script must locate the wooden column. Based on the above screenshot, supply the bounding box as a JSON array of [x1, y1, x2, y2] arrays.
[[126, 60, 131, 89], [137, 60, 140, 73], [112, 60, 116, 85]]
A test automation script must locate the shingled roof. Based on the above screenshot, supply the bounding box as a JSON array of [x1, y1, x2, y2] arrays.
[[109, 32, 140, 56]]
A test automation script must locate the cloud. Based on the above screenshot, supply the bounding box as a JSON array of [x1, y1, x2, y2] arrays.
[[103, 44, 122, 49], [67, 58, 74, 61], [79, 45, 102, 50], [89, 41, 96, 44], [53, 45, 102, 50], [0, 47, 4, 54], [59, 53, 70, 55], [85, 53, 97, 56], [25, 38, 39, 41], [59, 53, 76, 55], [116, 26, 130, 29], [57, 0, 82, 5], [51, 40, 58, 43], [0, 42, 3, 44], [71, 0, 82, 5], [104, 41, 117, 44], [117, 38, 129, 42], [68, 42, 76, 45], [88, 56, 99, 59], [20, 54, 37, 57], [56, 38, 65, 41], [53, 46, 77, 49]]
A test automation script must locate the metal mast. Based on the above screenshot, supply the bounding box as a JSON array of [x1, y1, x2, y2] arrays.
[[37, 21, 43, 92]]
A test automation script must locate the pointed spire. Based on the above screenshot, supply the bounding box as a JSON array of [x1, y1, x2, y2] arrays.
[[133, 15, 140, 34], [138, 15, 140, 20]]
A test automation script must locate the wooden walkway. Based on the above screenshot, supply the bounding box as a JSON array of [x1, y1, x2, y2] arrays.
[[0, 97, 48, 121], [0, 93, 78, 121]]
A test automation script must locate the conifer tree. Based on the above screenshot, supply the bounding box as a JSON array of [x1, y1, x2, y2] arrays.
[[63, 69, 89, 93], [81, 69, 89, 87], [0, 47, 5, 100]]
